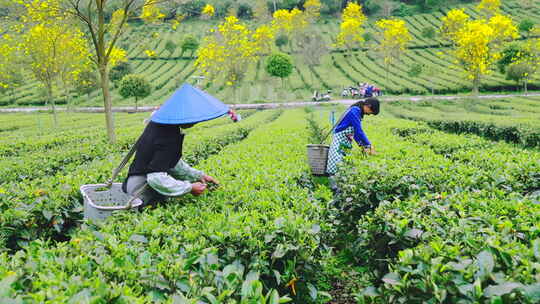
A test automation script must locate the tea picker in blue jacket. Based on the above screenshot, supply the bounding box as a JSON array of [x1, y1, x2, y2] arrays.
[[122, 84, 239, 205], [326, 98, 380, 189]]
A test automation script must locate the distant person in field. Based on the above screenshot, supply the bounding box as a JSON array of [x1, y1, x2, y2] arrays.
[[326, 98, 380, 187], [122, 83, 239, 205]]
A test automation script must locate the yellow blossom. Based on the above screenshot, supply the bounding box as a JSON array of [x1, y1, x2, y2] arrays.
[[140, 0, 165, 24], [202, 4, 215, 18], [477, 0, 501, 17], [272, 8, 308, 42], [109, 47, 127, 67], [441, 9, 470, 41], [195, 15, 261, 85], [144, 49, 156, 58], [335, 2, 367, 51]]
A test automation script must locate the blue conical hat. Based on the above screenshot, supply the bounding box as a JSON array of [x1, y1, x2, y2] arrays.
[[151, 83, 229, 125]]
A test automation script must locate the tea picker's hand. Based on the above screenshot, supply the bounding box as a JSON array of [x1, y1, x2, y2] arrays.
[[201, 174, 219, 185], [364, 146, 377, 155], [191, 182, 207, 196]]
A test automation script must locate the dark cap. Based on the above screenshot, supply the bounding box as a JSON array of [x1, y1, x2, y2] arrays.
[[365, 97, 380, 115]]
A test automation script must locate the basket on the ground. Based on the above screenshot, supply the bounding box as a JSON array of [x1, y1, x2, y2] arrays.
[[307, 144, 329, 175], [80, 183, 143, 221]]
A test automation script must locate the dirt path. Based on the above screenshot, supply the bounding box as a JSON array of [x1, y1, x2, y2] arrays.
[[1, 92, 539, 113]]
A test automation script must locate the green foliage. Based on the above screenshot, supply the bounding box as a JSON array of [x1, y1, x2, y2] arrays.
[[119, 74, 151, 109], [385, 97, 540, 147], [164, 40, 177, 57], [345, 121, 539, 303], [75, 70, 99, 97], [0, 110, 327, 302], [421, 26, 436, 39], [427, 118, 540, 148], [393, 3, 418, 17], [323, 116, 540, 303], [109, 61, 133, 84], [306, 113, 329, 144], [518, 18, 535, 36], [0, 110, 275, 251], [237, 3, 253, 19], [362, 32, 373, 42], [506, 63, 532, 87], [275, 34, 289, 48], [265, 52, 293, 80], [181, 35, 199, 57], [497, 43, 528, 74], [407, 62, 423, 78]]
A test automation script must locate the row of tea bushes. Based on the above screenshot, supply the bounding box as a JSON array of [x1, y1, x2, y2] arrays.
[[0, 110, 280, 251], [0, 110, 329, 303], [333, 119, 540, 303]]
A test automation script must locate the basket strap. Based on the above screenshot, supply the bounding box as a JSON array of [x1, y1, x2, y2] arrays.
[[106, 125, 149, 187], [126, 183, 148, 209], [320, 107, 351, 144]]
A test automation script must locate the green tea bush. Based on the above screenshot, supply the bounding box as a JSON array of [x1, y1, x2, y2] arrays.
[[330, 118, 540, 303], [0, 110, 280, 251], [0, 110, 331, 303]]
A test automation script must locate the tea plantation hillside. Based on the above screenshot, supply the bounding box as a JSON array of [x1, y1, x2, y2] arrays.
[[0, 99, 539, 302], [385, 95, 540, 148], [2, 0, 540, 107]]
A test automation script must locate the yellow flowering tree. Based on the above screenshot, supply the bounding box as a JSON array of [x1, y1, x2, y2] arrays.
[[477, 0, 501, 17], [201, 4, 215, 19], [375, 18, 412, 87], [441, 9, 470, 42], [195, 16, 263, 100], [253, 24, 276, 56], [441, 8, 518, 94], [140, 0, 165, 23], [0, 35, 19, 90], [335, 2, 367, 55], [11, 0, 169, 143], [272, 8, 308, 50], [20, 23, 92, 126], [0, 35, 23, 101], [304, 0, 322, 24]]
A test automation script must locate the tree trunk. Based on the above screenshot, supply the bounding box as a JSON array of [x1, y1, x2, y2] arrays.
[[47, 83, 58, 128], [64, 87, 71, 112], [385, 63, 389, 91], [98, 64, 116, 144], [524, 78, 528, 95], [472, 75, 480, 95], [135, 97, 138, 111], [10, 88, 15, 103]]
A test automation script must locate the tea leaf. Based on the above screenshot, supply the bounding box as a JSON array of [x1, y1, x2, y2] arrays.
[[307, 283, 318, 300], [522, 283, 540, 302], [129, 234, 148, 243], [382, 272, 401, 286], [475, 250, 494, 279], [484, 282, 523, 297]]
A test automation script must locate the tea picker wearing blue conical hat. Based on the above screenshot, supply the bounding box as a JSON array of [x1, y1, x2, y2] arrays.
[[122, 84, 239, 205]]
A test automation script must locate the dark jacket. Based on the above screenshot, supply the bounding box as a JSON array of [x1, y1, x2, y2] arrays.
[[127, 122, 185, 177]]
